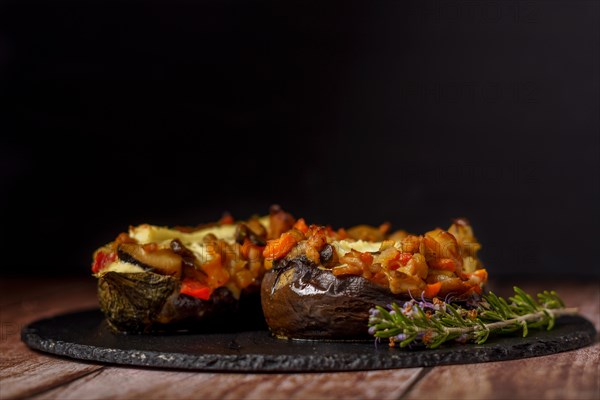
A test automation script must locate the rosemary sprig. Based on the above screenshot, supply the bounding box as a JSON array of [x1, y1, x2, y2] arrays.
[[368, 287, 578, 349]]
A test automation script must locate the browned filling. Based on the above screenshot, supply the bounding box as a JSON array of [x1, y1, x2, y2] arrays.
[[263, 218, 488, 299]]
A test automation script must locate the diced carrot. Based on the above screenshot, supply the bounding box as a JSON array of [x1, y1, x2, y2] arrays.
[[471, 268, 488, 282], [240, 238, 253, 259], [262, 232, 299, 261], [293, 218, 309, 234], [423, 282, 442, 298], [464, 269, 487, 294], [359, 252, 374, 266], [201, 254, 230, 288], [430, 258, 456, 272], [337, 228, 348, 239]]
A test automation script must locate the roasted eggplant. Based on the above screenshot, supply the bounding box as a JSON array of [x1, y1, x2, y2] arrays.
[[260, 219, 488, 340], [91, 206, 296, 333], [261, 258, 411, 340], [97, 272, 240, 332]]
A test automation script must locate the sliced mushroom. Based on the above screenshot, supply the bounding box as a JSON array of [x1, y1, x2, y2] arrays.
[[235, 223, 267, 246], [117, 243, 182, 278]]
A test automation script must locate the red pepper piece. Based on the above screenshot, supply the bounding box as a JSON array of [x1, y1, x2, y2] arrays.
[[180, 278, 212, 300], [92, 251, 116, 273], [399, 253, 412, 266]]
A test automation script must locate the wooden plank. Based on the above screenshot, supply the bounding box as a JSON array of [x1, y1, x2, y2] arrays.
[[3, 279, 598, 400], [0, 279, 103, 400], [31, 367, 424, 400], [0, 278, 95, 307], [1, 279, 98, 350], [0, 358, 103, 400], [403, 281, 600, 400], [1, 278, 423, 400], [403, 343, 599, 400]]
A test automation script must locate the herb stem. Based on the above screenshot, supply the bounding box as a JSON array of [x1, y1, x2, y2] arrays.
[[483, 307, 578, 331], [384, 307, 579, 337], [369, 288, 578, 348]]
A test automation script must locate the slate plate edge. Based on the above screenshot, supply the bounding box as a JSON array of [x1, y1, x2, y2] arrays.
[[21, 312, 597, 373]]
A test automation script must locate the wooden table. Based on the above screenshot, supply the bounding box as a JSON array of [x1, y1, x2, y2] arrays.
[[1, 278, 598, 400]]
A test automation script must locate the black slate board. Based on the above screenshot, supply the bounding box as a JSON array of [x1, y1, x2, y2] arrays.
[[21, 309, 596, 372]]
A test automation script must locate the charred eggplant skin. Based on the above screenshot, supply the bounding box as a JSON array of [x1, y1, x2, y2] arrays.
[[98, 271, 239, 333], [98, 271, 177, 332], [261, 258, 410, 340]]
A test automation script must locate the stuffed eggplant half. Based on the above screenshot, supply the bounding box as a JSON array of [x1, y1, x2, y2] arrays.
[[261, 219, 488, 340], [92, 206, 295, 333]]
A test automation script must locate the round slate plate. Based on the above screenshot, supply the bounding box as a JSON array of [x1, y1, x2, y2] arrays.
[[22, 309, 596, 372]]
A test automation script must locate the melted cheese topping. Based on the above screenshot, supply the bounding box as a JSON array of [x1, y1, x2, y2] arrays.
[[129, 215, 270, 246], [129, 224, 237, 245], [331, 239, 401, 256], [187, 241, 215, 264], [99, 216, 270, 279], [103, 260, 146, 274]]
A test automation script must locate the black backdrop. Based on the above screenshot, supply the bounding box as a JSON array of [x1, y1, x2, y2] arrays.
[[1, 1, 598, 278]]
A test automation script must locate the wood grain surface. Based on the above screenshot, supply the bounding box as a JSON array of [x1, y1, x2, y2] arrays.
[[0, 279, 102, 399], [1, 278, 598, 400]]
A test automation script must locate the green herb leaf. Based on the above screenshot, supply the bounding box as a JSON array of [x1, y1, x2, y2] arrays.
[[368, 287, 578, 349]]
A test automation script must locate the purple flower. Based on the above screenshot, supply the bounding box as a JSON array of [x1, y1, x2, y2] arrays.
[[444, 293, 456, 304], [466, 294, 482, 308]]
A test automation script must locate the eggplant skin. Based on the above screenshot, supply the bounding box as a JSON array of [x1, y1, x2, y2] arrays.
[[261, 258, 409, 340], [97, 271, 240, 333]]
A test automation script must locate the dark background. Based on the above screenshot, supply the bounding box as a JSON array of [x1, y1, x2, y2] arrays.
[[0, 1, 598, 278]]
